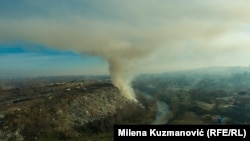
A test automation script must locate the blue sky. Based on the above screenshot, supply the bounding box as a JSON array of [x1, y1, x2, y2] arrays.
[[0, 43, 108, 78]]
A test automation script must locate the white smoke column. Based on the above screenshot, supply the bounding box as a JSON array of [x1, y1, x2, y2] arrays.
[[108, 59, 137, 102]]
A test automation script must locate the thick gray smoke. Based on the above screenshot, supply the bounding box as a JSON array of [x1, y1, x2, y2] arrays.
[[1, 0, 250, 101], [0, 19, 158, 101], [108, 59, 137, 101]]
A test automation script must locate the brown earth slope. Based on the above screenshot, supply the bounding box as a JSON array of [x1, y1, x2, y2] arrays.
[[0, 81, 156, 141]]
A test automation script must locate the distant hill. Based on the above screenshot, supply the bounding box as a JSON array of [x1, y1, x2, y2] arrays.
[[174, 66, 250, 75]]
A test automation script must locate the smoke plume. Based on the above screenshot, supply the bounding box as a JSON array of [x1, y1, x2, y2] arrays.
[[0, 19, 157, 101], [1, 0, 250, 101], [108, 59, 137, 101]]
